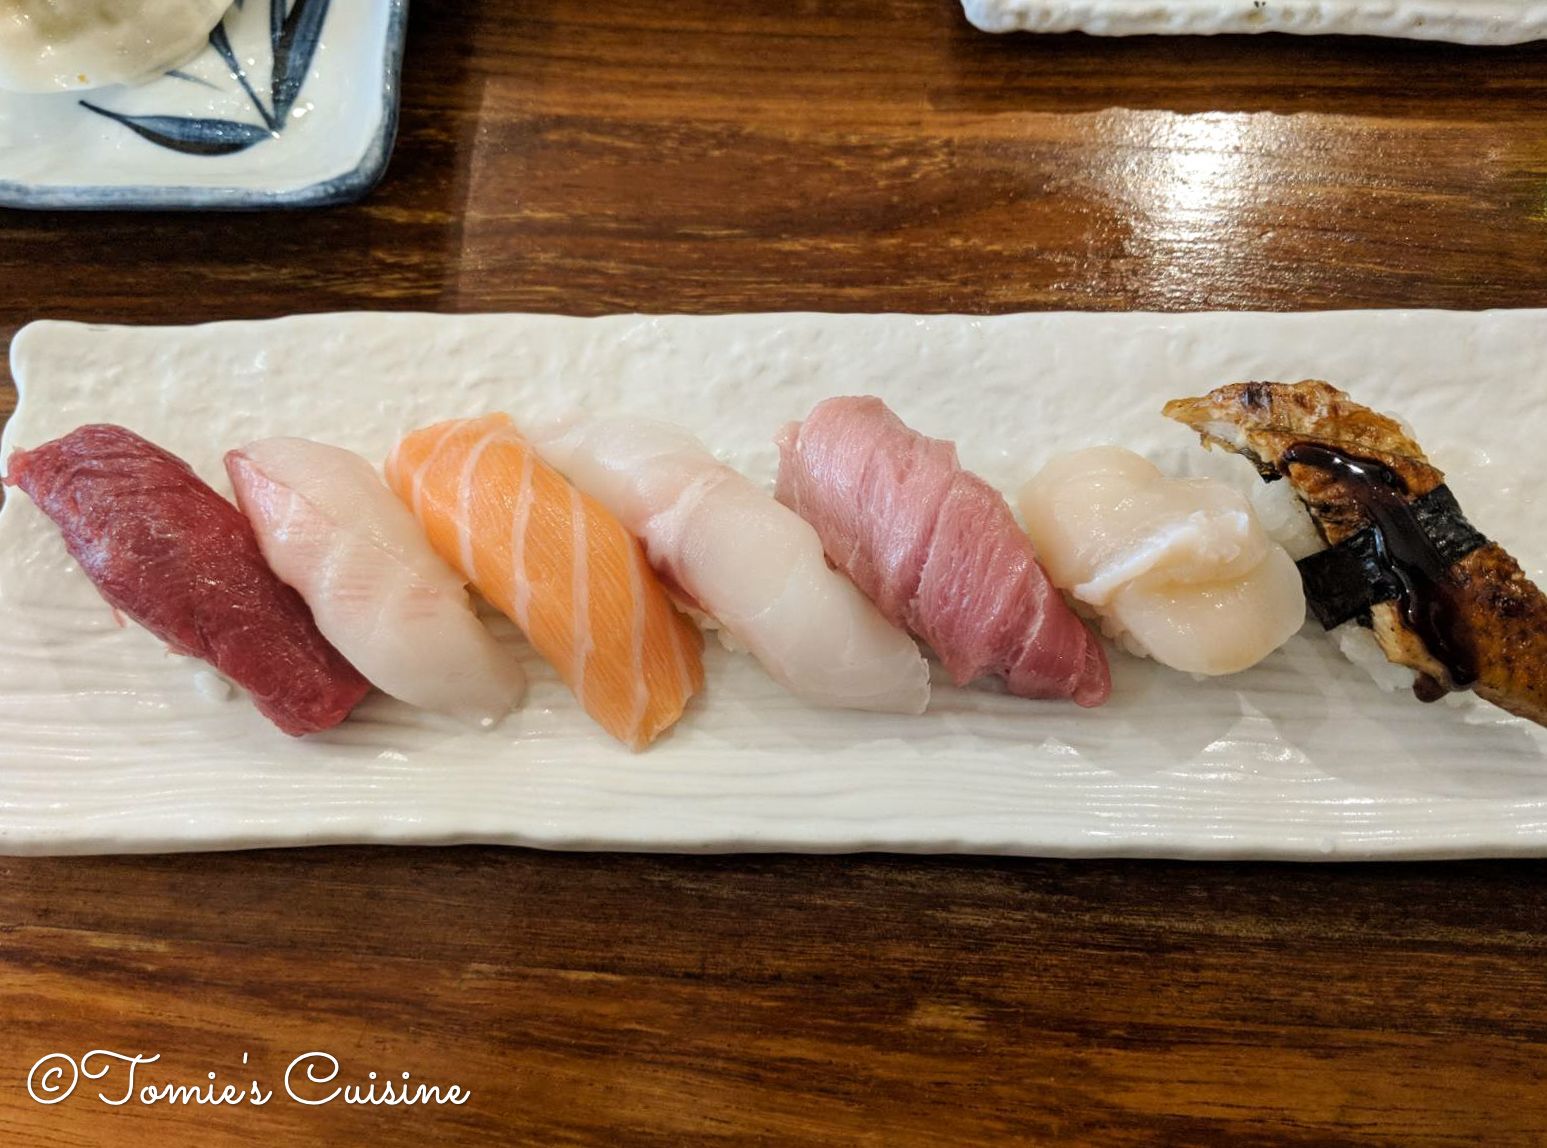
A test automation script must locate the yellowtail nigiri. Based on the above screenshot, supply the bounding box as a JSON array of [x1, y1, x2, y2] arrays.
[[226, 436, 526, 726]]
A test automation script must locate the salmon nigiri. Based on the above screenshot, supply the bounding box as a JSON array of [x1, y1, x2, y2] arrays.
[[385, 414, 704, 749]]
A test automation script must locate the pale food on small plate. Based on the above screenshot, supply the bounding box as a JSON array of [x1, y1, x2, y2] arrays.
[[0, 0, 232, 92]]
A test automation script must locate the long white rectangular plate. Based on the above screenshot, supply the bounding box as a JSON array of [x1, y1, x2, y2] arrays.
[[963, 0, 1547, 43], [2, 311, 1545, 858]]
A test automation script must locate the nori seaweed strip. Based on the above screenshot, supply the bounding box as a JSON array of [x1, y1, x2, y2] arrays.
[[1413, 485, 1488, 562], [1295, 485, 1489, 629]]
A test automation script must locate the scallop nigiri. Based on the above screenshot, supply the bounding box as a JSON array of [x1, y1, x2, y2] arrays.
[[531, 415, 931, 714], [225, 437, 527, 726], [1018, 446, 1305, 676], [385, 414, 704, 749]]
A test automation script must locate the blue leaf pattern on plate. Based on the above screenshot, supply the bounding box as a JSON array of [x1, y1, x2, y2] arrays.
[[208, 22, 281, 131], [81, 0, 328, 156], [273, 0, 333, 122], [163, 69, 221, 91], [77, 105, 276, 156]]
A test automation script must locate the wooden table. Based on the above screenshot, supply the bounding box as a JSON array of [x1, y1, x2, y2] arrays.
[[3, 3, 1546, 1143]]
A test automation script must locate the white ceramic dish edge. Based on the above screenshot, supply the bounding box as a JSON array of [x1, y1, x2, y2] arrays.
[[963, 0, 1547, 43]]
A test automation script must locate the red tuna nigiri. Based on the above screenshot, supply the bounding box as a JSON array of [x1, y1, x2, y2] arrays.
[[775, 397, 1111, 707], [5, 424, 370, 736]]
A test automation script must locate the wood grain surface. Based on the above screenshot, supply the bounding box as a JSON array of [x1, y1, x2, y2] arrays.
[[3, 2, 1547, 1144]]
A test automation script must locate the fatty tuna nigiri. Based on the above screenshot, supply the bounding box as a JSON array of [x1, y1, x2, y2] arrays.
[[4, 424, 369, 736], [226, 437, 527, 726], [385, 414, 704, 749], [532, 416, 931, 714], [776, 397, 1111, 707]]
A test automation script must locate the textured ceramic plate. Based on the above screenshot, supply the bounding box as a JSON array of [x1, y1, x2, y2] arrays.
[[963, 0, 1547, 42], [2, 311, 1545, 858], [0, 0, 408, 210]]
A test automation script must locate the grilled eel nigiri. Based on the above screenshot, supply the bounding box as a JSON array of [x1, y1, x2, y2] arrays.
[[1163, 380, 1547, 728]]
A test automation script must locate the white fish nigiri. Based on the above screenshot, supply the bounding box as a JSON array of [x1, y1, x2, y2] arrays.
[[531, 416, 931, 715], [225, 437, 526, 725], [1018, 446, 1305, 676]]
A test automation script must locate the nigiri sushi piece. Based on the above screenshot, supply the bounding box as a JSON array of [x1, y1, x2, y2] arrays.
[[775, 396, 1111, 707], [225, 437, 527, 727], [3, 424, 369, 736], [385, 414, 704, 749], [530, 415, 931, 714], [1165, 380, 1547, 727], [1018, 446, 1305, 676]]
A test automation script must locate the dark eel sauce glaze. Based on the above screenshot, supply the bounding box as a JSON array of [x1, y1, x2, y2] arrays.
[[1279, 443, 1478, 697]]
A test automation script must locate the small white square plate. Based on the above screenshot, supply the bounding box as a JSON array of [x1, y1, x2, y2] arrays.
[[0, 0, 409, 210], [1, 311, 1545, 859], [964, 0, 1547, 43]]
